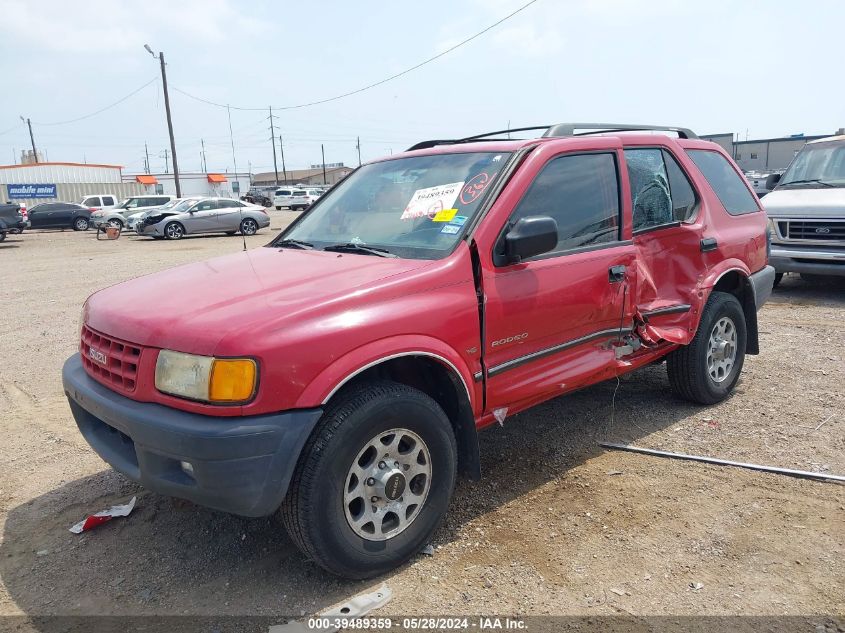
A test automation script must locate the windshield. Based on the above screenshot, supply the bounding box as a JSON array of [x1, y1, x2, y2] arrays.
[[780, 141, 845, 187], [171, 198, 201, 212], [277, 152, 511, 259]]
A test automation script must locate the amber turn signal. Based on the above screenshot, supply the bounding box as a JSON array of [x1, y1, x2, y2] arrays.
[[209, 358, 257, 403]]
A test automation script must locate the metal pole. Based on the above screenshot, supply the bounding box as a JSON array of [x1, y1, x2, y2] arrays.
[[356, 136, 362, 167], [157, 52, 181, 197], [227, 105, 238, 181], [201, 139, 207, 173], [144, 142, 150, 174], [163, 149, 169, 174], [321, 144, 327, 185], [279, 136, 288, 184], [26, 118, 37, 163], [269, 106, 279, 186]]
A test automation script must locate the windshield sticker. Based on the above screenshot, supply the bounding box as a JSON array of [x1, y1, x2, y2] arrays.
[[451, 215, 468, 226], [460, 172, 494, 205], [432, 208, 458, 222], [401, 181, 464, 220], [440, 224, 461, 235]]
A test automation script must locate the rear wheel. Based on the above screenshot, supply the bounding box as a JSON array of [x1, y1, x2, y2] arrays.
[[772, 272, 784, 288], [667, 291, 746, 405], [73, 217, 89, 231], [282, 381, 457, 579], [240, 218, 258, 236], [164, 221, 184, 240]]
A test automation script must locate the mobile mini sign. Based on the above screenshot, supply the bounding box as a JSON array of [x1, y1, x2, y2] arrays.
[[6, 183, 58, 199]]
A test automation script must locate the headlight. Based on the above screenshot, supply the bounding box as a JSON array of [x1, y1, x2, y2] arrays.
[[155, 350, 257, 404]]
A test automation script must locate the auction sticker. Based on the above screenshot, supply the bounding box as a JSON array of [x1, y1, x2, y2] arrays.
[[401, 182, 464, 220]]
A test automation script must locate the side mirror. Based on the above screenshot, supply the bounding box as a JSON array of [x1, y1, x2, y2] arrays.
[[502, 216, 558, 264], [765, 173, 781, 190]]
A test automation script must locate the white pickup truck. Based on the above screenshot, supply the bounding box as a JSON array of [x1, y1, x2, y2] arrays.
[[763, 134, 845, 285]]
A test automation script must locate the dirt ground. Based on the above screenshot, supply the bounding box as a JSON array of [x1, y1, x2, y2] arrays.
[[0, 216, 843, 628]]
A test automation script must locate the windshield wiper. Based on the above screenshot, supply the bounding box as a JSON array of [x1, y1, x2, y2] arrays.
[[276, 239, 314, 250], [780, 178, 835, 188], [323, 243, 397, 258]]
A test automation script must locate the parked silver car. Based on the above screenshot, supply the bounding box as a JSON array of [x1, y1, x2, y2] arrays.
[[135, 197, 270, 240]]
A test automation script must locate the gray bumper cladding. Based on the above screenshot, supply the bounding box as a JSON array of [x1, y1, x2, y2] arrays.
[[62, 354, 322, 517]]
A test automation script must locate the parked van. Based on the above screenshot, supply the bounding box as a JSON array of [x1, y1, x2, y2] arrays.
[[763, 134, 845, 285], [273, 188, 310, 211]]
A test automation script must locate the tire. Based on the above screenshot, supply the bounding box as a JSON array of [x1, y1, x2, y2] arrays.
[[667, 291, 746, 405], [772, 272, 784, 288], [0, 231, 6, 242], [107, 218, 123, 229], [73, 217, 89, 231], [240, 218, 258, 236], [282, 381, 457, 579], [164, 222, 185, 240], [275, 206, 282, 211]]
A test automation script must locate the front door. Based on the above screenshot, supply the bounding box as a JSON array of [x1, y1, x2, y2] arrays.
[[481, 148, 636, 412], [185, 199, 219, 233]]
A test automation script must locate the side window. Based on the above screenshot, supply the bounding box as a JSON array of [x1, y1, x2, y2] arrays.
[[154, 197, 169, 205], [195, 200, 216, 211], [102, 196, 115, 206], [686, 149, 759, 215], [83, 197, 99, 207], [625, 149, 673, 231], [510, 153, 620, 255], [662, 150, 697, 222]]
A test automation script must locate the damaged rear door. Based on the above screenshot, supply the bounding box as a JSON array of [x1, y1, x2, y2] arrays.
[[623, 145, 707, 345]]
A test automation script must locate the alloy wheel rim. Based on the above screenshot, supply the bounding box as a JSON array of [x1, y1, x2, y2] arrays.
[[706, 316, 737, 383], [343, 428, 432, 541], [243, 220, 257, 234], [75, 219, 87, 230], [167, 224, 181, 238]]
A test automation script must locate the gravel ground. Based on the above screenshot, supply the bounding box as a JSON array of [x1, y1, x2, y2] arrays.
[[0, 218, 843, 628]]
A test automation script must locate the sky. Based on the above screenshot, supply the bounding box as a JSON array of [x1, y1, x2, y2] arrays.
[[0, 0, 841, 175]]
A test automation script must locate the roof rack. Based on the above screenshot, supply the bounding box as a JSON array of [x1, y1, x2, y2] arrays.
[[543, 123, 698, 139], [406, 122, 698, 151]]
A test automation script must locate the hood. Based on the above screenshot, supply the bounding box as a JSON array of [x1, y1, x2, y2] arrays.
[[85, 247, 434, 355], [762, 187, 845, 218]]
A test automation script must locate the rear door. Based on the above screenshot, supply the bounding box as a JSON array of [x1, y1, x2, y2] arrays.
[[480, 142, 637, 412], [622, 143, 708, 344], [215, 199, 244, 230], [52, 203, 77, 227]]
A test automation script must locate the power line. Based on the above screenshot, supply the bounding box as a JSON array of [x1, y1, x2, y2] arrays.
[[31, 77, 159, 126], [171, 0, 541, 112]]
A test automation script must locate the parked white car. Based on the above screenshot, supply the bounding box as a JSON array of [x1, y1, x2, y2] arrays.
[[78, 194, 119, 211], [273, 188, 311, 211], [91, 194, 175, 228]]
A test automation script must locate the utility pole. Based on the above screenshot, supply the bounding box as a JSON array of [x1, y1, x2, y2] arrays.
[[201, 139, 207, 173], [321, 144, 327, 185], [227, 105, 238, 182], [279, 136, 288, 184], [356, 136, 362, 167], [20, 117, 37, 163], [161, 149, 170, 174], [144, 142, 151, 174], [145, 45, 181, 196], [268, 106, 280, 186]]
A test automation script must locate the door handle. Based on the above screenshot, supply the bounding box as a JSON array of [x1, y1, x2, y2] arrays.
[[700, 237, 718, 252], [609, 264, 626, 283]]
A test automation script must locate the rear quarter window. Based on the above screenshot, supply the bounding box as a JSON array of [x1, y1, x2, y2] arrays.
[[686, 150, 759, 215]]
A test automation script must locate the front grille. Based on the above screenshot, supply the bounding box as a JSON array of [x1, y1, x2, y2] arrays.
[[80, 325, 142, 393], [779, 220, 845, 242]]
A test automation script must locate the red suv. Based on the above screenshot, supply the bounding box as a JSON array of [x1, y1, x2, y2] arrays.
[[63, 123, 775, 578]]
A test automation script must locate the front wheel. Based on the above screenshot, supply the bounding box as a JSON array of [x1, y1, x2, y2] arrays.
[[667, 291, 746, 405], [275, 206, 282, 211], [282, 381, 457, 579], [73, 217, 89, 231], [107, 218, 123, 229], [164, 221, 184, 240], [240, 218, 258, 236]]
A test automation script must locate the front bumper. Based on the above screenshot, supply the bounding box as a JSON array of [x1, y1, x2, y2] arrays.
[[770, 245, 845, 277], [63, 354, 322, 517], [749, 265, 776, 309]]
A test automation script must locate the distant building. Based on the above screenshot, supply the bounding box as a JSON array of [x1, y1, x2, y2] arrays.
[[123, 171, 251, 199], [701, 131, 843, 171], [252, 165, 353, 187], [0, 161, 145, 205]]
